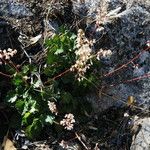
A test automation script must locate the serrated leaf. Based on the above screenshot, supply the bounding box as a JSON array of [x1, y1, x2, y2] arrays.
[[15, 100, 25, 113], [23, 90, 29, 99], [8, 95, 17, 103], [22, 112, 32, 125], [25, 118, 42, 139], [70, 34, 76, 40], [33, 80, 42, 88], [22, 65, 30, 74], [13, 74, 23, 86], [54, 48, 64, 55], [45, 115, 54, 124], [47, 52, 56, 64], [61, 92, 73, 104], [29, 101, 38, 113]]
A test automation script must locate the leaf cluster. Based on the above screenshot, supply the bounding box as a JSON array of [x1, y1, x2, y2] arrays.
[[5, 28, 100, 139]]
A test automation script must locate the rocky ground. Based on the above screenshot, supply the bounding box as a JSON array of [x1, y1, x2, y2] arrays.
[[0, 0, 150, 149]]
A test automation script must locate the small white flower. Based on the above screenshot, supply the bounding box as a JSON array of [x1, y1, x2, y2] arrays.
[[70, 29, 94, 81], [59, 140, 69, 149], [48, 101, 58, 115], [7, 48, 12, 52], [0, 48, 17, 64], [60, 113, 75, 130], [5, 54, 10, 60], [0, 54, 3, 59], [124, 112, 129, 117], [147, 41, 150, 47]]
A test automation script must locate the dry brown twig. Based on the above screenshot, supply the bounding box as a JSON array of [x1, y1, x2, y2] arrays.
[[75, 132, 89, 150]]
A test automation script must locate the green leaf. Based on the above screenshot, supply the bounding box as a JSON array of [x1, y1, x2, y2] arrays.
[[22, 65, 30, 74], [54, 48, 64, 55], [25, 118, 42, 139], [13, 74, 23, 86], [70, 34, 76, 40], [29, 101, 38, 113], [23, 98, 38, 114], [22, 112, 33, 125], [15, 100, 25, 113], [47, 52, 56, 64], [33, 80, 42, 88], [45, 115, 54, 124], [8, 95, 17, 103], [23, 90, 29, 99], [61, 92, 73, 104]]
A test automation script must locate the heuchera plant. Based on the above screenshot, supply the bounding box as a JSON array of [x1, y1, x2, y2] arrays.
[[4, 28, 106, 139]]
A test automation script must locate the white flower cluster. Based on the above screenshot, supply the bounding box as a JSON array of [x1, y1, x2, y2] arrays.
[[60, 113, 75, 130], [48, 101, 58, 115], [0, 48, 17, 65], [59, 140, 69, 149], [70, 29, 94, 81], [147, 40, 150, 47], [96, 2, 108, 25], [96, 49, 112, 60], [96, 2, 122, 25]]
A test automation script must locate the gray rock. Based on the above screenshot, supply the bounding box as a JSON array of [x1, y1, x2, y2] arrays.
[[9, 2, 33, 18], [0, 0, 33, 18], [72, 0, 150, 112], [130, 117, 150, 150]]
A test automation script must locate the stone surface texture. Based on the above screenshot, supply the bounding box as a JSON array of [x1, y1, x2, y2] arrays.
[[73, 0, 150, 112], [130, 117, 150, 150]]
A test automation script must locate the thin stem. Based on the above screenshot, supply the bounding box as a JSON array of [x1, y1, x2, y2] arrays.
[[109, 73, 150, 87], [2, 58, 19, 73], [0, 72, 12, 78], [103, 46, 150, 77], [8, 61, 19, 72], [44, 68, 71, 85], [75, 132, 89, 150]]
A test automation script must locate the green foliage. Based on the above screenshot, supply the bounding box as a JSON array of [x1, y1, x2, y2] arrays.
[[4, 28, 101, 139], [45, 28, 76, 77]]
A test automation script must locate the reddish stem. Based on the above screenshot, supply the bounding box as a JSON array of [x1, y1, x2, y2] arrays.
[[44, 68, 70, 85], [122, 73, 150, 84], [0, 72, 12, 78], [109, 73, 150, 87], [103, 46, 150, 77], [2, 58, 19, 73], [8, 61, 19, 73]]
